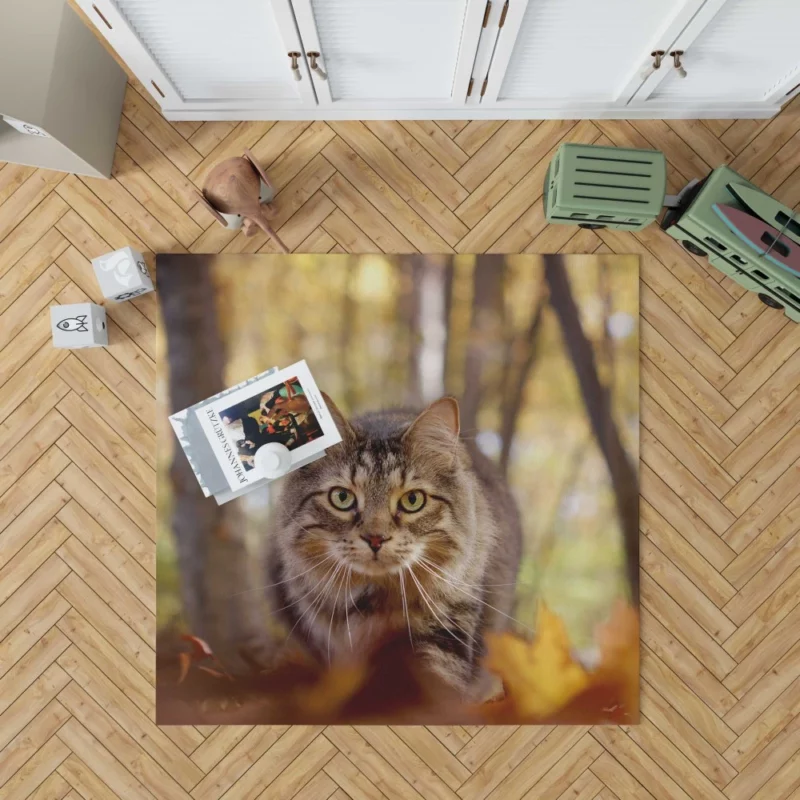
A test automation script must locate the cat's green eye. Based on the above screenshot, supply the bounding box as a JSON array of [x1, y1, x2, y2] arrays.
[[398, 489, 426, 513], [329, 487, 356, 511]]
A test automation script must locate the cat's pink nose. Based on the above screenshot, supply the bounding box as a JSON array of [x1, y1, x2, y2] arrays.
[[362, 534, 387, 553]]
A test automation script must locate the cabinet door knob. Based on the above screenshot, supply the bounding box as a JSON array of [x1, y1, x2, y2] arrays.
[[307, 52, 328, 81], [640, 50, 665, 81], [670, 50, 687, 79], [288, 52, 302, 81]]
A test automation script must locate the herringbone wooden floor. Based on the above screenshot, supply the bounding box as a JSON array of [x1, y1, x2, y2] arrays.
[[2, 77, 800, 799]]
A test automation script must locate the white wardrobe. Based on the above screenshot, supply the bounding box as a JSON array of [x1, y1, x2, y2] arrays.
[[77, 0, 800, 120]]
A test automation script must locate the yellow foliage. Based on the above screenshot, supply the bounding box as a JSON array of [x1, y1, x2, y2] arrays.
[[484, 600, 639, 724], [485, 603, 590, 718]]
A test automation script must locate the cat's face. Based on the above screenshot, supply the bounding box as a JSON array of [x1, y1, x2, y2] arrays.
[[278, 397, 469, 579]]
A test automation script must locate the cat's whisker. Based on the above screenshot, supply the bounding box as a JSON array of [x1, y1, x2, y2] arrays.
[[417, 556, 520, 589], [226, 553, 335, 598], [304, 562, 346, 638], [344, 567, 354, 650], [327, 566, 348, 665], [347, 573, 364, 617], [285, 560, 343, 642], [283, 560, 339, 636], [267, 564, 338, 617], [416, 559, 535, 634], [398, 568, 414, 651], [408, 566, 475, 651], [295, 521, 339, 543]]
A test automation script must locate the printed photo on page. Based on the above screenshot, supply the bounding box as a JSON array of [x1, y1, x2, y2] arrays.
[[195, 360, 342, 490]]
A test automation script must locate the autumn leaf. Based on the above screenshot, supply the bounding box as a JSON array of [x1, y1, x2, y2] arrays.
[[485, 603, 590, 719], [483, 600, 639, 724], [176, 634, 233, 684], [177, 652, 191, 684], [181, 634, 214, 659]]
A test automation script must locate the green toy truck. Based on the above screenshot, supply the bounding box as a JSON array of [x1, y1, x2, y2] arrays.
[[660, 165, 800, 323], [543, 143, 666, 231], [544, 142, 800, 322]]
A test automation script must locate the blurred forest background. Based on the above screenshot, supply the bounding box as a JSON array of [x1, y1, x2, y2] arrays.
[[156, 254, 639, 654]]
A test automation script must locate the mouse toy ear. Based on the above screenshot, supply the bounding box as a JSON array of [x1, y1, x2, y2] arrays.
[[195, 190, 228, 227], [243, 148, 273, 192]]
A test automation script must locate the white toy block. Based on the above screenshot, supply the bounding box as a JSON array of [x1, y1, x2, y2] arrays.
[[92, 246, 154, 302], [50, 303, 107, 348]]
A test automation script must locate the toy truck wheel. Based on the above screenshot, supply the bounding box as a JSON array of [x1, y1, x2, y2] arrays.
[[682, 240, 707, 257], [758, 293, 784, 310], [578, 223, 606, 230]]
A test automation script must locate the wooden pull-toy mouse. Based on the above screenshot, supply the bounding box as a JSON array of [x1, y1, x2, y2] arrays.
[[196, 148, 289, 253]]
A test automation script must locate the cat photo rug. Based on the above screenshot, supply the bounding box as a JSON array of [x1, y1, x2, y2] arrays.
[[155, 253, 640, 726]]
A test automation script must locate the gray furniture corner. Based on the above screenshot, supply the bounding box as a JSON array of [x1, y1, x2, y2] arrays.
[[0, 0, 127, 178]]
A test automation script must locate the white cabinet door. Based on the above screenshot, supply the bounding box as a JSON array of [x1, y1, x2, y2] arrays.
[[633, 0, 800, 108], [75, 0, 316, 112], [479, 0, 707, 109], [289, 0, 487, 108]]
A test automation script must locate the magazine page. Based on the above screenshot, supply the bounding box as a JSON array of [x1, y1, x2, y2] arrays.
[[169, 366, 281, 497], [195, 360, 342, 491], [212, 451, 327, 505]]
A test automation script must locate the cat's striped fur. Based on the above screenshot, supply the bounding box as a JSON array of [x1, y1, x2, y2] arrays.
[[266, 395, 523, 698]]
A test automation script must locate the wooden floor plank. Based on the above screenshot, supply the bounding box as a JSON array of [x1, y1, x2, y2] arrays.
[[1, 72, 799, 799], [400, 121, 469, 174]]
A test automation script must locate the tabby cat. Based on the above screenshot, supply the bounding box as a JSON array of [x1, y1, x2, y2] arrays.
[[266, 394, 523, 698]]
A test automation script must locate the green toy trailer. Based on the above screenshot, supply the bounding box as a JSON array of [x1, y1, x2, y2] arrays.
[[543, 143, 667, 231], [543, 142, 800, 323], [660, 165, 800, 322]]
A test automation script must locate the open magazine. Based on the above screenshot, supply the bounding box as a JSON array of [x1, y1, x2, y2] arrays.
[[169, 361, 341, 504]]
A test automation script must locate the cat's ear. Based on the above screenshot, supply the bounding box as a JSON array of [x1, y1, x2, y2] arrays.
[[403, 396, 460, 445], [322, 392, 356, 445]]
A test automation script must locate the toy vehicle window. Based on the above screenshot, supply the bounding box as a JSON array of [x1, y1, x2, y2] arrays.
[[761, 233, 790, 258], [777, 287, 800, 305], [776, 212, 800, 239]]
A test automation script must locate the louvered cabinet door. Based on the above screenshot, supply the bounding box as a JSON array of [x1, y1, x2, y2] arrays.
[[75, 0, 316, 113], [480, 0, 707, 109], [289, 0, 487, 108], [632, 0, 800, 108]]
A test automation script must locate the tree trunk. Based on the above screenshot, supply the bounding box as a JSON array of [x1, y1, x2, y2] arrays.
[[339, 256, 357, 411], [499, 290, 546, 476], [543, 256, 640, 603], [442, 259, 455, 396], [158, 255, 269, 669], [460, 256, 505, 437], [401, 257, 423, 407]]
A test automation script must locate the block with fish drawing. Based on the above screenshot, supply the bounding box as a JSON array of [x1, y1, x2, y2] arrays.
[[92, 246, 154, 302], [50, 303, 108, 348]]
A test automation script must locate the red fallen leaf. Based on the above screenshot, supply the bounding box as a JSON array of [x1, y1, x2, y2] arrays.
[[176, 634, 234, 684], [177, 652, 191, 685], [181, 634, 214, 659]]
